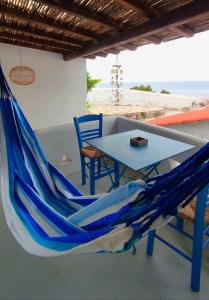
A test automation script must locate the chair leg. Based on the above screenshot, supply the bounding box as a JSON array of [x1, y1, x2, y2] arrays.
[[191, 226, 204, 292], [191, 188, 207, 292], [146, 230, 156, 256], [176, 216, 184, 230], [90, 157, 95, 195], [97, 157, 101, 175], [81, 156, 86, 185], [114, 160, 120, 188]]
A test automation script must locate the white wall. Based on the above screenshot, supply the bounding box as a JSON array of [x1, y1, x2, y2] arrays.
[[0, 43, 87, 129], [165, 121, 209, 141]]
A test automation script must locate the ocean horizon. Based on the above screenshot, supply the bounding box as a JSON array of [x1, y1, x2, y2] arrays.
[[96, 81, 209, 97]]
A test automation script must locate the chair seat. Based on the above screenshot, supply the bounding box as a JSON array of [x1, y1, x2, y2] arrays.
[[179, 198, 209, 224], [81, 146, 102, 158]]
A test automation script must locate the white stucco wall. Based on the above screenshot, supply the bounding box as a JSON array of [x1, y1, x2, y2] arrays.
[[0, 43, 87, 129], [165, 120, 209, 140]]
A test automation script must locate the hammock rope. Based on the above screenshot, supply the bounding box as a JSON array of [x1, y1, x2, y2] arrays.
[[0, 65, 209, 257]]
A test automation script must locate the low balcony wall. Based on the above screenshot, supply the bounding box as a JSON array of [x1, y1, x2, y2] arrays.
[[36, 115, 117, 175], [36, 115, 208, 176]]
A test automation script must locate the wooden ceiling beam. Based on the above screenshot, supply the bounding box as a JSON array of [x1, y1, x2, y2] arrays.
[[0, 36, 66, 54], [114, 0, 157, 18], [98, 52, 108, 57], [0, 4, 101, 40], [0, 21, 86, 48], [93, 52, 108, 58], [119, 43, 138, 51], [172, 25, 194, 37], [35, 0, 123, 30], [103, 49, 120, 55], [85, 55, 97, 59], [116, 0, 194, 38], [146, 35, 162, 45], [1, 30, 73, 51], [64, 0, 209, 60]]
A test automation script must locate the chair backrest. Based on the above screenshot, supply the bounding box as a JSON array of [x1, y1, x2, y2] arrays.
[[74, 114, 103, 150]]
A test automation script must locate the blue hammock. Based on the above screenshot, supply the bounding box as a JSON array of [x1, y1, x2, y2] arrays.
[[1, 66, 209, 256]]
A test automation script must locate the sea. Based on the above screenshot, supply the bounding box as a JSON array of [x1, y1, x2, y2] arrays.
[[96, 81, 209, 97]]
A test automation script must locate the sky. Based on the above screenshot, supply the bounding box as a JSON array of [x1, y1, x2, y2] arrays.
[[87, 30, 209, 83]]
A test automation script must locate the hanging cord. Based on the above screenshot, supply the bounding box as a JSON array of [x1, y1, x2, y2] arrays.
[[18, 46, 23, 67]]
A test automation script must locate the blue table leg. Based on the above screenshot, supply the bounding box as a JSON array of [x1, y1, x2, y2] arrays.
[[90, 157, 95, 195], [143, 162, 160, 180], [146, 230, 156, 256], [114, 160, 120, 188], [191, 187, 207, 292]]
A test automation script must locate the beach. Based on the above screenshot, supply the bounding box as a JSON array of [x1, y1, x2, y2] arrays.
[[88, 88, 209, 119]]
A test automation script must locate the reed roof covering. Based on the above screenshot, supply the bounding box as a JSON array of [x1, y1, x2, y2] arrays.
[[1, 0, 209, 60]]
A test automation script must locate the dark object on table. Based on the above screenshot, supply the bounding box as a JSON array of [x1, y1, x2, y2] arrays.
[[130, 136, 148, 147]]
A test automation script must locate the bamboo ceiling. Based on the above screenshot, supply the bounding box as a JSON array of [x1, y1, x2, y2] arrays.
[[1, 0, 209, 60]]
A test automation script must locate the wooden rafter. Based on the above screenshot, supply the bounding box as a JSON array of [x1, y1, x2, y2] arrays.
[[115, 0, 194, 38], [172, 25, 194, 38], [0, 4, 102, 40], [146, 35, 162, 45], [94, 52, 108, 58], [114, 0, 158, 18], [0, 21, 86, 47], [86, 55, 97, 59], [1, 0, 209, 59], [64, 0, 209, 60], [119, 43, 138, 51], [0, 36, 67, 54], [103, 49, 120, 55], [35, 0, 123, 30], [1, 30, 75, 51]]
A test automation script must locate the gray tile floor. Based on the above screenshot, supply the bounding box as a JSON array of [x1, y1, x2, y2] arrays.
[[0, 171, 209, 300]]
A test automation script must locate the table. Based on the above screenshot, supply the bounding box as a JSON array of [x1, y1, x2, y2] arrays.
[[88, 129, 195, 187]]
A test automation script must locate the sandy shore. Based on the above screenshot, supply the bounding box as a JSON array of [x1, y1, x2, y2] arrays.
[[88, 88, 209, 119], [89, 104, 180, 117]]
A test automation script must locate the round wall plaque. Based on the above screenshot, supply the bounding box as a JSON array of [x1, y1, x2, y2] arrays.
[[9, 66, 35, 85]]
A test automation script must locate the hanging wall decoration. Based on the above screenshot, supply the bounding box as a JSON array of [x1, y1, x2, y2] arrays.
[[111, 55, 123, 106], [9, 66, 35, 85], [9, 47, 35, 85]]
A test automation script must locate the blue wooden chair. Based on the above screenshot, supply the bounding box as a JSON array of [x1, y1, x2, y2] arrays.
[[74, 113, 115, 194], [146, 185, 209, 292]]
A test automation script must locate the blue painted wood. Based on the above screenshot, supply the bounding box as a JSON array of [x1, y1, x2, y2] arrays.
[[90, 158, 95, 195], [191, 186, 208, 292], [155, 233, 192, 262], [74, 114, 115, 194], [114, 160, 120, 188], [202, 238, 209, 249], [74, 114, 103, 149], [204, 223, 209, 234], [146, 230, 155, 256], [81, 129, 100, 140], [176, 216, 184, 230], [168, 223, 193, 240], [88, 129, 195, 171], [81, 128, 100, 135], [81, 155, 86, 185]]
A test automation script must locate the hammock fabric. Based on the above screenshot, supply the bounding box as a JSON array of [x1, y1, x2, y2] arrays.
[[1, 65, 209, 257]]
